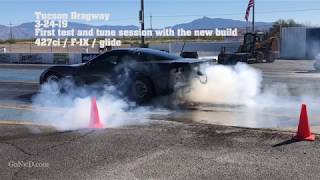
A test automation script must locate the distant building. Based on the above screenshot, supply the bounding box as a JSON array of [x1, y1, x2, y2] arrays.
[[281, 27, 320, 59]]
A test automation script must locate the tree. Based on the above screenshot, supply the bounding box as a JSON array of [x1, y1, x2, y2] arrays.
[[269, 19, 303, 37]]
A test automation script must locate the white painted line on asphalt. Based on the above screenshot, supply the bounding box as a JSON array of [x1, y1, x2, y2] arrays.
[[0, 104, 63, 113], [0, 120, 51, 127]]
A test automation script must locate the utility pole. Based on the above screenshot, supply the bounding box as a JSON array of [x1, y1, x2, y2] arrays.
[[139, 0, 145, 47], [9, 23, 13, 40], [9, 22, 13, 52], [252, 0, 255, 32], [150, 13, 153, 30]]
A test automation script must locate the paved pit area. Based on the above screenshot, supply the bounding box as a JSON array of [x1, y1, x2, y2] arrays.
[[1, 60, 320, 179]]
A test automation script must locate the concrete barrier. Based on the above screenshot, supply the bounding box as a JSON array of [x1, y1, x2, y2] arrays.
[[0, 53, 19, 63], [19, 53, 54, 64], [0, 53, 96, 64], [69, 53, 83, 64]]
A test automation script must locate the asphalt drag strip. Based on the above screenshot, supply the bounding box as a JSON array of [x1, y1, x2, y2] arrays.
[[1, 61, 320, 179]]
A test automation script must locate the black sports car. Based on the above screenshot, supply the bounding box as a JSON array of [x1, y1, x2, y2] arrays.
[[40, 48, 207, 103]]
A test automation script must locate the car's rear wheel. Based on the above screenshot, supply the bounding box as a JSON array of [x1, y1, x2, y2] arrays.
[[129, 76, 154, 104]]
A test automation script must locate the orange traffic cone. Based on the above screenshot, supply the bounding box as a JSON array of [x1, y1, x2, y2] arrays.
[[293, 104, 315, 141], [89, 97, 103, 129]]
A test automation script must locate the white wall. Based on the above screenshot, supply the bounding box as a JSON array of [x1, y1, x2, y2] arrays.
[[281, 27, 307, 59]]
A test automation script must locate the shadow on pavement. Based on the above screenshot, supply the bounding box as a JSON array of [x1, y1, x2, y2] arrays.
[[272, 138, 300, 147], [295, 70, 320, 74]]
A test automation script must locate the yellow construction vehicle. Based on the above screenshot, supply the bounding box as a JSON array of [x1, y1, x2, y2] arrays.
[[218, 32, 279, 65]]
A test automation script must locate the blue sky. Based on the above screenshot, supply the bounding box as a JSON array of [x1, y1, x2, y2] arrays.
[[0, 0, 319, 27]]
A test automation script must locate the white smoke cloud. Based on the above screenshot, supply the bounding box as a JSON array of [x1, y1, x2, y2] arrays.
[[185, 63, 262, 106], [182, 62, 320, 129], [28, 81, 163, 131]]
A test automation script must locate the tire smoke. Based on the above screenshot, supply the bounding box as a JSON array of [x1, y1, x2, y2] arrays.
[[183, 62, 320, 129], [185, 63, 262, 105], [28, 81, 162, 131]]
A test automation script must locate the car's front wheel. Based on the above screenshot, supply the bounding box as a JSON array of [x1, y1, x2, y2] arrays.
[[314, 60, 320, 71], [46, 74, 60, 84], [43, 73, 65, 94]]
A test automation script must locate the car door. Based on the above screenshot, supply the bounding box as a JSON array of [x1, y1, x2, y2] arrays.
[[80, 51, 121, 85]]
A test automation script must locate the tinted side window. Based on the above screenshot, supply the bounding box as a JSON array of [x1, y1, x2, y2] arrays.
[[89, 51, 120, 66]]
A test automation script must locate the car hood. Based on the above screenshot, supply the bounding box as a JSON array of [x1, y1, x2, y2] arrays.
[[70, 63, 86, 67]]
